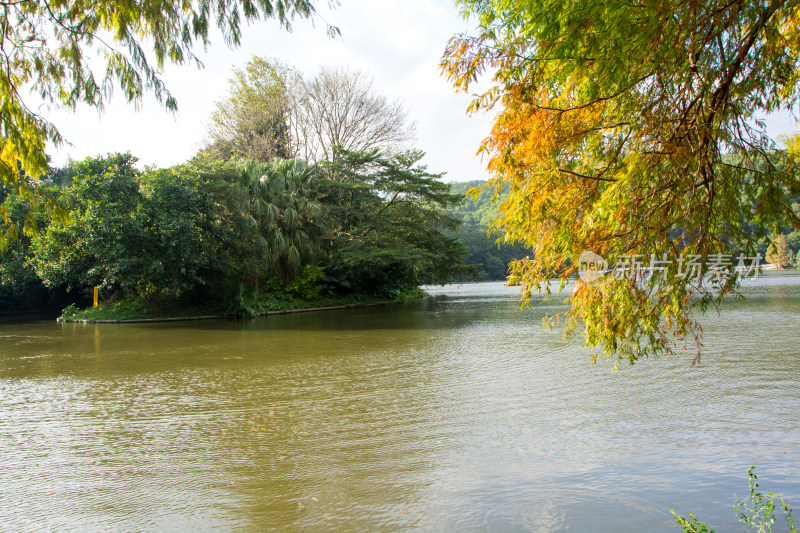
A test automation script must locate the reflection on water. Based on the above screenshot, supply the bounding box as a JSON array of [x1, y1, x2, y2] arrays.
[[1, 275, 799, 531]]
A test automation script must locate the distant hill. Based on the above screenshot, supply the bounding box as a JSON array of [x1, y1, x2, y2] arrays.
[[446, 180, 530, 281], [447, 180, 507, 228], [447, 177, 800, 278]]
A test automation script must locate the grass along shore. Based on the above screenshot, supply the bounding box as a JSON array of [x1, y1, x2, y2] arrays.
[[57, 288, 425, 323]]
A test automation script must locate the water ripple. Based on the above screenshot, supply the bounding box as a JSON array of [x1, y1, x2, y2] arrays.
[[1, 275, 798, 531]]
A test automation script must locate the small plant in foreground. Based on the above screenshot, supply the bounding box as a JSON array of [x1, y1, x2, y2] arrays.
[[733, 466, 796, 533], [672, 467, 796, 533]]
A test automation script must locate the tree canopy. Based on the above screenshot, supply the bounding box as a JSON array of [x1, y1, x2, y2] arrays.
[[321, 148, 471, 295], [1, 148, 471, 315], [1, 0, 334, 248], [296, 66, 416, 162], [205, 57, 416, 164], [442, 0, 800, 366], [207, 58, 299, 161]]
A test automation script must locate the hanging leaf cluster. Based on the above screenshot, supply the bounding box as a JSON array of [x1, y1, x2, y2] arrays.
[[442, 0, 800, 365]]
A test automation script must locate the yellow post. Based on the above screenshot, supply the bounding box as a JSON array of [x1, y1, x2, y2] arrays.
[[93, 286, 99, 308]]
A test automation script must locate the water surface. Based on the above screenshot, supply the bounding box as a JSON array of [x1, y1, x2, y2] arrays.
[[1, 275, 799, 531]]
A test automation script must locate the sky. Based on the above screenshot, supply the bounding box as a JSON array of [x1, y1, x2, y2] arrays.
[[44, 0, 495, 182], [42, 0, 798, 183]]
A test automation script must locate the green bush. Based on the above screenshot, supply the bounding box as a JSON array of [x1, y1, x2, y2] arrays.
[[285, 265, 325, 300], [227, 283, 265, 318]]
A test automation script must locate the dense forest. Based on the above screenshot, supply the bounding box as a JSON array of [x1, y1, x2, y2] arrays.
[[0, 149, 477, 317], [0, 161, 537, 317]]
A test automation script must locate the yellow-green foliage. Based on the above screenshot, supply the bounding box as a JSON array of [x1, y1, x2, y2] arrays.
[[442, 0, 800, 365], [0, 0, 328, 248]]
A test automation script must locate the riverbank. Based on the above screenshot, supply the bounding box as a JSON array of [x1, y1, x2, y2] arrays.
[[57, 299, 400, 323], [56, 289, 425, 323]]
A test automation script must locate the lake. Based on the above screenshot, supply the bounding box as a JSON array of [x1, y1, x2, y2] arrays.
[[1, 275, 798, 531]]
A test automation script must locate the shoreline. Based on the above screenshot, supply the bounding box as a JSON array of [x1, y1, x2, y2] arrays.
[[56, 299, 398, 324]]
